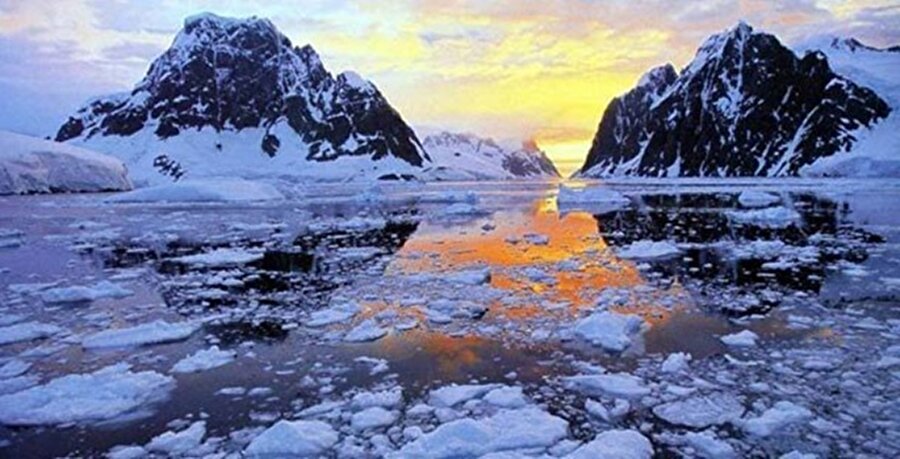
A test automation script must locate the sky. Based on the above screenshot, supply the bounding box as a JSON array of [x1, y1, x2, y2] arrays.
[[1, 1, 898, 175]]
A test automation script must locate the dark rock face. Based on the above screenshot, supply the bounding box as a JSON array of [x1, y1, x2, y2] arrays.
[[56, 13, 428, 167], [579, 22, 891, 178]]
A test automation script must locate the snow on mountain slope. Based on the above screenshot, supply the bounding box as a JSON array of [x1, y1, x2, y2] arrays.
[[0, 130, 132, 195], [576, 22, 891, 178], [795, 37, 900, 177], [55, 13, 429, 186], [421, 132, 559, 181]]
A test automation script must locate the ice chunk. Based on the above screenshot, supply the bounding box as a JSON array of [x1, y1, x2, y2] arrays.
[[652, 393, 744, 428], [727, 206, 800, 228], [0, 321, 62, 346], [664, 430, 737, 459], [737, 190, 781, 208], [82, 320, 199, 349], [351, 407, 397, 431], [108, 179, 283, 203], [557, 185, 630, 213], [307, 302, 360, 327], [573, 311, 645, 352], [0, 359, 31, 378], [720, 330, 759, 347], [107, 445, 147, 459], [742, 401, 812, 437], [0, 364, 173, 426], [146, 421, 206, 455], [171, 248, 264, 267], [445, 268, 491, 285], [0, 130, 131, 195], [564, 373, 651, 399], [419, 190, 479, 204], [351, 388, 403, 410], [616, 240, 681, 260], [343, 319, 388, 342], [565, 429, 653, 459], [661, 352, 691, 373], [171, 346, 236, 373], [483, 386, 528, 408], [429, 383, 502, 407], [40, 281, 133, 304], [393, 408, 568, 458], [244, 420, 338, 457]]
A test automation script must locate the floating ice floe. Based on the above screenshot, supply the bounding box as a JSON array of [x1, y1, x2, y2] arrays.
[[393, 407, 569, 458], [585, 398, 631, 422], [244, 420, 339, 457], [146, 421, 207, 456], [307, 302, 361, 327], [107, 179, 283, 203], [171, 346, 236, 373], [171, 247, 264, 267], [742, 401, 813, 437], [720, 330, 759, 347], [39, 281, 133, 304], [0, 360, 31, 379], [0, 321, 63, 346], [737, 190, 781, 208], [572, 311, 645, 352], [660, 352, 691, 373], [343, 319, 388, 342], [564, 373, 651, 399], [419, 190, 479, 204], [659, 430, 736, 459], [727, 206, 800, 228], [557, 184, 630, 213], [351, 406, 398, 431], [482, 386, 528, 408], [351, 388, 403, 410], [616, 240, 681, 260], [443, 203, 483, 216], [428, 383, 502, 408], [566, 429, 653, 459], [652, 393, 744, 428], [81, 320, 199, 349], [0, 364, 173, 426], [0, 229, 24, 249]]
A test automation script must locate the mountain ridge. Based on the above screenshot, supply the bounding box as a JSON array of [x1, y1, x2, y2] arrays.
[[55, 12, 429, 185], [576, 22, 891, 178]]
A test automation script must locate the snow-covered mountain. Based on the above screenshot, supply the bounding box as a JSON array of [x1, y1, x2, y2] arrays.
[[0, 130, 132, 195], [421, 132, 559, 180], [576, 22, 892, 178], [55, 13, 429, 185], [795, 37, 900, 177]]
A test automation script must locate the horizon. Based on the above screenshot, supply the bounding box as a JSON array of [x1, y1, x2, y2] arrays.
[[1, 1, 898, 176]]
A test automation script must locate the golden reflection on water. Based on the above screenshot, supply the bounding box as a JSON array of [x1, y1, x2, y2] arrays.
[[390, 197, 654, 316], [359, 194, 837, 361]]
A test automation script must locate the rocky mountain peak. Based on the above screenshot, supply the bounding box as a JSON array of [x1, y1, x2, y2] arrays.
[[578, 22, 891, 178], [55, 13, 428, 183]]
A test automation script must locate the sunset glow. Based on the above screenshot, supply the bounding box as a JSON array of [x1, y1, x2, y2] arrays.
[[1, 1, 897, 172]]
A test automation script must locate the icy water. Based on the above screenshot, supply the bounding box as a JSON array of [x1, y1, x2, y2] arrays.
[[0, 179, 899, 458]]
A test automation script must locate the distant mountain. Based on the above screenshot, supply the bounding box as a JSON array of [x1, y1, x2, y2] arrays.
[[420, 131, 559, 180], [576, 22, 891, 178], [795, 36, 900, 177], [55, 13, 429, 185]]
